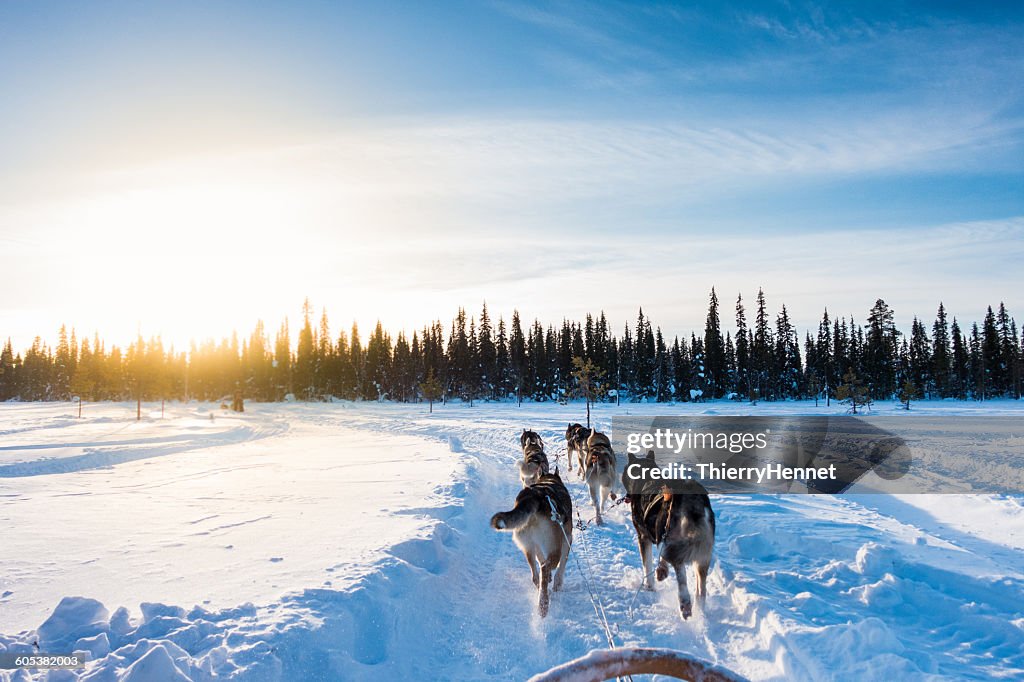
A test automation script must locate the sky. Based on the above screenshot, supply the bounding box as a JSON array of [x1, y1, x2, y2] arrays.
[[1, 0, 1022, 352]]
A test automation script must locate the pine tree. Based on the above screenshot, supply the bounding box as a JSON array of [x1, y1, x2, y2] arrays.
[[981, 307, 1000, 398], [509, 311, 526, 405], [70, 337, 96, 406], [596, 311, 612, 378], [908, 317, 932, 398], [671, 335, 691, 401], [419, 368, 443, 413], [898, 379, 917, 410], [655, 328, 672, 402], [969, 322, 985, 400], [619, 323, 635, 400], [392, 332, 412, 401], [571, 356, 605, 427], [316, 310, 333, 398], [723, 331, 736, 397], [865, 299, 899, 399], [691, 332, 706, 401], [775, 305, 800, 399], [478, 303, 497, 400], [836, 368, 872, 414], [495, 317, 510, 400], [53, 325, 73, 400], [0, 339, 16, 401], [365, 321, 391, 401], [734, 294, 751, 401], [932, 303, 951, 398], [294, 300, 316, 401], [996, 303, 1018, 397], [951, 319, 969, 400], [816, 309, 833, 404], [634, 309, 655, 400], [752, 289, 773, 401], [703, 288, 726, 399]]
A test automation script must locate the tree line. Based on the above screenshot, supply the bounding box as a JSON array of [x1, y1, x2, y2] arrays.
[[1, 292, 1021, 405]]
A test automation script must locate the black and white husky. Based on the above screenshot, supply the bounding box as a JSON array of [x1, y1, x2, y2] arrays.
[[623, 450, 715, 620], [582, 430, 617, 525], [518, 429, 550, 487], [491, 471, 573, 617]]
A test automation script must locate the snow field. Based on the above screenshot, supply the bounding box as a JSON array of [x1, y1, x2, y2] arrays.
[[1, 400, 1023, 680]]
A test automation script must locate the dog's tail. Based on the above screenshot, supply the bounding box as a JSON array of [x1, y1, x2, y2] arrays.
[[491, 495, 541, 531]]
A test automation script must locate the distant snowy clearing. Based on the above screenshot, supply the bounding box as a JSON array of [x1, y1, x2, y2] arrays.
[[1, 400, 1023, 681]]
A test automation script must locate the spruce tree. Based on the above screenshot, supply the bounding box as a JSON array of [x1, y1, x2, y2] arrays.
[[495, 317, 510, 400], [478, 303, 497, 400], [691, 332, 706, 401], [634, 309, 655, 400], [775, 305, 801, 399], [752, 289, 773, 401], [0, 339, 15, 401], [865, 299, 898, 399], [734, 294, 750, 400], [509, 311, 526, 405], [293, 302, 316, 401], [908, 317, 932, 398], [702, 289, 726, 398], [932, 303, 951, 398], [655, 328, 672, 402], [969, 322, 984, 399], [981, 307, 1000, 398], [951, 319, 969, 399], [619, 324, 635, 400], [996, 303, 1018, 397], [816, 309, 833, 404]]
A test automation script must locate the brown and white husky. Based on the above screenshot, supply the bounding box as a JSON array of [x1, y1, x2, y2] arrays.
[[582, 430, 617, 525], [518, 429, 550, 487], [491, 471, 573, 617]]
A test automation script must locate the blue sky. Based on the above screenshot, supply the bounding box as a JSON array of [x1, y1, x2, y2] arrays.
[[1, 1, 1022, 350]]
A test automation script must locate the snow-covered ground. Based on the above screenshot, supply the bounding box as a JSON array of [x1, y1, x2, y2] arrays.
[[1, 400, 1023, 681]]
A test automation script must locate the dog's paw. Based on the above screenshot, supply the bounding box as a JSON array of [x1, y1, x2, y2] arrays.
[[679, 599, 692, 620], [656, 563, 669, 582]]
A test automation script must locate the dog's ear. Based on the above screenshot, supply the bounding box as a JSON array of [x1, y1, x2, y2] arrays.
[[646, 449, 657, 462]]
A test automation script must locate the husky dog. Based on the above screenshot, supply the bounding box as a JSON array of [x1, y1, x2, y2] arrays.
[[520, 429, 544, 449], [491, 472, 573, 617], [565, 423, 590, 473], [519, 429, 550, 487], [623, 450, 715, 620], [582, 430, 617, 525]]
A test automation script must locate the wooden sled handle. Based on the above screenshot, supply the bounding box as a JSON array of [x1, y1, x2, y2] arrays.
[[528, 647, 750, 682]]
